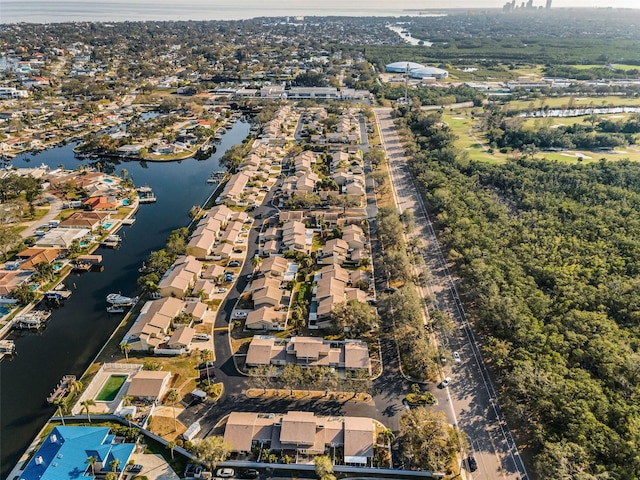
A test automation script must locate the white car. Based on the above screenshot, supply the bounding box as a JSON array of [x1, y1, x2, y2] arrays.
[[440, 377, 451, 388], [453, 351, 461, 363], [217, 288, 227, 294], [216, 468, 235, 478], [194, 333, 211, 341], [234, 311, 248, 318]]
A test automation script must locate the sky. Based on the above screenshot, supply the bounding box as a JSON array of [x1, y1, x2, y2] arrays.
[[9, 0, 640, 7]]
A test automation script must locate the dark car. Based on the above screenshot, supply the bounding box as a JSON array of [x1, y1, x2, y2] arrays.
[[195, 361, 215, 370], [126, 464, 143, 473], [238, 469, 260, 479], [468, 455, 478, 472], [228, 260, 241, 267]]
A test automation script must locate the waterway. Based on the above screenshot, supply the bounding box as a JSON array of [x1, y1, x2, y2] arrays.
[[0, 120, 250, 479]]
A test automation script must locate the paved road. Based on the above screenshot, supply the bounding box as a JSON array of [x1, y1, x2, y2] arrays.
[[374, 107, 528, 480]]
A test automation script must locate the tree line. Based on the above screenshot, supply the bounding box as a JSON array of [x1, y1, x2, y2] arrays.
[[399, 107, 640, 479]]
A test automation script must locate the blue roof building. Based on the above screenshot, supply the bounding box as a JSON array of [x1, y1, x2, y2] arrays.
[[20, 426, 135, 480]]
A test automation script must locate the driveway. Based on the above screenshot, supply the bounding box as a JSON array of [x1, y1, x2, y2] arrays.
[[127, 453, 180, 480]]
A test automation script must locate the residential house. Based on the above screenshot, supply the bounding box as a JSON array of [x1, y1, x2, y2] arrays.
[[166, 326, 195, 350], [192, 278, 215, 300], [19, 426, 135, 480], [58, 211, 110, 230], [245, 306, 287, 331], [222, 411, 376, 466], [157, 256, 202, 299], [252, 285, 282, 309], [125, 297, 185, 352], [317, 238, 349, 265], [245, 336, 371, 373], [126, 370, 172, 403]]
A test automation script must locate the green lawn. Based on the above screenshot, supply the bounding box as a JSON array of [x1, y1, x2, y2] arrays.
[[508, 95, 640, 111], [571, 64, 640, 71], [96, 374, 127, 401], [442, 107, 640, 165]]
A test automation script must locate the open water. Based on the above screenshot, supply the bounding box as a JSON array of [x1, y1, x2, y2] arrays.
[[1, 1, 434, 23], [0, 120, 250, 479]]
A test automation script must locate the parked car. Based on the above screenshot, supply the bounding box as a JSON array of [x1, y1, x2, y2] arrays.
[[468, 455, 478, 472], [255, 213, 262, 219], [195, 361, 215, 370], [453, 351, 461, 363], [216, 468, 235, 478], [234, 311, 248, 318], [126, 464, 143, 474], [238, 469, 260, 479], [246, 274, 253, 281], [217, 288, 227, 294], [194, 333, 211, 341], [228, 260, 240, 267], [440, 376, 451, 388], [233, 248, 243, 254]]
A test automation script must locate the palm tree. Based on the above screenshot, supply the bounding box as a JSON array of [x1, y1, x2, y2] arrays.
[[53, 398, 66, 426], [200, 349, 213, 383], [251, 255, 262, 273], [68, 378, 83, 397], [167, 440, 177, 460], [81, 399, 96, 423], [86, 456, 98, 476], [165, 388, 179, 432], [109, 458, 121, 473], [120, 342, 130, 363]]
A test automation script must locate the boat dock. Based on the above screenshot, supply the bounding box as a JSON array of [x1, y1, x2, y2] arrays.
[[46, 375, 76, 403], [121, 218, 136, 225], [100, 234, 121, 248], [0, 339, 16, 361], [73, 254, 103, 271], [137, 186, 157, 204], [13, 310, 51, 330]]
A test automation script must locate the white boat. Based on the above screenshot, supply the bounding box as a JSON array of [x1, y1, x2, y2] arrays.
[[106, 305, 126, 313], [106, 293, 138, 306], [0, 339, 16, 354]]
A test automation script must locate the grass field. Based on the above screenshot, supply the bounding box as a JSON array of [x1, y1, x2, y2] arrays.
[[507, 95, 640, 111], [96, 374, 127, 401], [571, 64, 640, 71], [443, 108, 640, 165]]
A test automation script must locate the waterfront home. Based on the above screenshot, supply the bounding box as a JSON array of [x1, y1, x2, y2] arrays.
[[126, 370, 172, 403], [19, 426, 135, 480], [157, 255, 202, 299], [186, 230, 217, 259], [16, 247, 61, 270], [0, 269, 33, 296], [36, 228, 90, 249], [218, 171, 251, 205], [125, 297, 184, 352], [58, 211, 110, 230], [82, 195, 119, 211], [223, 411, 376, 466]]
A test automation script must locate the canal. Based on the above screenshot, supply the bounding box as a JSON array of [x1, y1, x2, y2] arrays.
[[0, 120, 250, 479]]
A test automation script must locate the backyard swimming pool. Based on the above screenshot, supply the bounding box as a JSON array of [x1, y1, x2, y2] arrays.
[[96, 374, 127, 402], [103, 222, 113, 230]]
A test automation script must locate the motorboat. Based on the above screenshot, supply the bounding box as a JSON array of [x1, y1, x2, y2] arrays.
[[106, 293, 138, 306]]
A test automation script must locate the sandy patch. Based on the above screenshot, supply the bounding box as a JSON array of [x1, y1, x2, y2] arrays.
[[608, 115, 625, 119], [452, 116, 465, 120], [561, 152, 593, 159]]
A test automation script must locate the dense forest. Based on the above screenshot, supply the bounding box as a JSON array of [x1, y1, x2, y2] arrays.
[[398, 108, 640, 478]]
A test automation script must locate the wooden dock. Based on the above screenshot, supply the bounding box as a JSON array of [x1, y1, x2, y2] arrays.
[[46, 375, 76, 403]]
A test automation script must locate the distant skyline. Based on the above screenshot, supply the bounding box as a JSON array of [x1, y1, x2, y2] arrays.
[[2, 0, 638, 24]]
